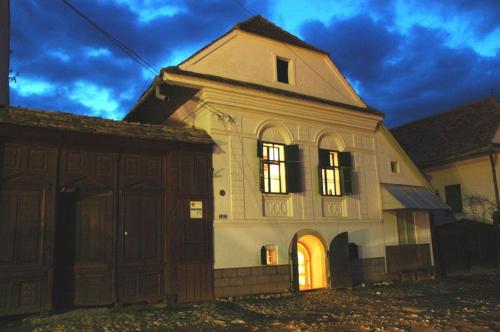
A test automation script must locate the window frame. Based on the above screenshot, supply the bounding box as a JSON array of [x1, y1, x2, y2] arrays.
[[390, 160, 400, 174], [319, 149, 342, 197], [261, 141, 288, 194], [396, 210, 417, 245], [276, 56, 291, 84], [445, 184, 463, 213]]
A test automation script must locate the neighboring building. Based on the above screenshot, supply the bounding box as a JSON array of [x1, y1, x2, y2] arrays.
[[392, 97, 500, 224], [126, 15, 448, 298], [0, 106, 213, 316]]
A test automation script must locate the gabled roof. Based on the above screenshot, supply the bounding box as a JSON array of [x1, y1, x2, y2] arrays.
[[0, 106, 212, 144], [161, 66, 383, 117], [179, 15, 327, 67], [234, 15, 328, 55], [391, 96, 500, 168]]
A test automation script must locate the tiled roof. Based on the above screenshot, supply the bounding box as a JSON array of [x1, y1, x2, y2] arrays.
[[0, 106, 212, 145], [234, 15, 328, 54], [391, 97, 500, 167], [178, 15, 327, 67], [163, 66, 383, 117]]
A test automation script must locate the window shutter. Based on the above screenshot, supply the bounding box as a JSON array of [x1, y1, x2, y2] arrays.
[[341, 166, 354, 194], [318, 149, 330, 166], [257, 140, 263, 158], [339, 151, 354, 194], [260, 246, 267, 265], [285, 144, 302, 193], [339, 151, 352, 167]]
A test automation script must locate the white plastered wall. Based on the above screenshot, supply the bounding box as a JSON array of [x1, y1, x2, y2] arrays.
[[179, 31, 364, 107]]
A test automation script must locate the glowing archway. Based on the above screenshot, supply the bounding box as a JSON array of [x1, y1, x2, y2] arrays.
[[290, 230, 329, 291]]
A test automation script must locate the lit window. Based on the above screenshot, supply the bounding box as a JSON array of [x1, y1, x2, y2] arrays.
[[390, 161, 400, 173], [276, 57, 289, 84], [319, 150, 341, 196], [258, 140, 301, 194], [261, 245, 278, 265], [397, 210, 416, 245], [262, 142, 287, 194]]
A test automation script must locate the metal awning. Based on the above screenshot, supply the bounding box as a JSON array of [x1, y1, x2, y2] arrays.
[[381, 183, 450, 210]]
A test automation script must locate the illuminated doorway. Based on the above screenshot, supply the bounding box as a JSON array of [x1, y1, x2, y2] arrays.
[[294, 233, 328, 291], [297, 243, 311, 290]]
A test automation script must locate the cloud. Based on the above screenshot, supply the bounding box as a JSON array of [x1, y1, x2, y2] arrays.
[[10, 77, 55, 97], [68, 81, 120, 119], [8, 0, 499, 127], [300, 5, 500, 126], [10, 0, 272, 119]]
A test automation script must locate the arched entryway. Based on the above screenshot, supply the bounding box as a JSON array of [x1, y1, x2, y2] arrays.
[[290, 230, 328, 291]]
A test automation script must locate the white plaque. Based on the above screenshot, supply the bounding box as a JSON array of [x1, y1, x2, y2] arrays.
[[190, 201, 203, 219]]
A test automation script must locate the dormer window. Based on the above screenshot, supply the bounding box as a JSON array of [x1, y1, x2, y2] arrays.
[[276, 57, 289, 84]]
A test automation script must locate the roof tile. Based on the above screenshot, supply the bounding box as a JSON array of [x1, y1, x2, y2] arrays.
[[391, 97, 500, 167], [0, 106, 213, 145]]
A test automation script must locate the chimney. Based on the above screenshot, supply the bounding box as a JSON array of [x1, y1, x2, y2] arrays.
[[0, 0, 10, 106]]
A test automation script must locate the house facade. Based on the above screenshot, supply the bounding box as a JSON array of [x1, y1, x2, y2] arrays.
[[392, 97, 500, 224], [126, 16, 447, 298]]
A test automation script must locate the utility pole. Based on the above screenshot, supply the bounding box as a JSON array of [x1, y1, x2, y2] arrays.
[[0, 0, 10, 106]]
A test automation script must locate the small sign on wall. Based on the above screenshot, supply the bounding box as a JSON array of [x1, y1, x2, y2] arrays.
[[190, 201, 203, 219]]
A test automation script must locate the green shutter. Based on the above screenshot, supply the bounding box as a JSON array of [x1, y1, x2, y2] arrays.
[[339, 152, 354, 194], [341, 166, 354, 194], [339, 151, 352, 167], [285, 144, 302, 193]]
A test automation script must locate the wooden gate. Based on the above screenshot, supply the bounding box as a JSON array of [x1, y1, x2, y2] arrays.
[[0, 141, 57, 315], [330, 232, 353, 288]]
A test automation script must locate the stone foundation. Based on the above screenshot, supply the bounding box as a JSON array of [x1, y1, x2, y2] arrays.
[[352, 257, 386, 285], [214, 265, 290, 298]]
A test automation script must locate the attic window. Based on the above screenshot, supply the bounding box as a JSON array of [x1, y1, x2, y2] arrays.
[[390, 161, 400, 173], [276, 57, 289, 84]]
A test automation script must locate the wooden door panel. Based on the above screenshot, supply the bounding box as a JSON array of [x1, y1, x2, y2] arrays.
[[177, 263, 213, 303], [0, 189, 43, 265], [121, 193, 162, 263], [76, 192, 112, 262], [330, 232, 353, 288]]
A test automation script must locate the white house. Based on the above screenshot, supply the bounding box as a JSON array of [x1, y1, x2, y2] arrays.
[[125, 15, 448, 299]]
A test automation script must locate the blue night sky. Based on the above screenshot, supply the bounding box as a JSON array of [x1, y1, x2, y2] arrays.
[[9, 0, 500, 127]]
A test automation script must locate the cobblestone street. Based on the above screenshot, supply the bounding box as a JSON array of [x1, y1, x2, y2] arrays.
[[1, 272, 499, 331]]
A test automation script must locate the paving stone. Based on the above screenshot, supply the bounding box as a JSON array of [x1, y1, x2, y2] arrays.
[[2, 272, 499, 331]]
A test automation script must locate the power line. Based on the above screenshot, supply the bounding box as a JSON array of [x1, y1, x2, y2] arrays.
[[60, 0, 233, 121], [229, 0, 356, 103], [60, 0, 158, 76]]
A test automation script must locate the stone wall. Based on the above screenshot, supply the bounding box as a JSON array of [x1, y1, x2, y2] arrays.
[[352, 257, 386, 285], [214, 265, 290, 298]]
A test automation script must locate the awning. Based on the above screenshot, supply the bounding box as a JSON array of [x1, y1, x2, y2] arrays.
[[381, 183, 450, 210]]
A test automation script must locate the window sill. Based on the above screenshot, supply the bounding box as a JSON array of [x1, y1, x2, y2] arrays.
[[262, 193, 291, 198]]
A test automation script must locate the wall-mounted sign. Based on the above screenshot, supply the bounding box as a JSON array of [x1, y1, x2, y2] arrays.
[[190, 201, 203, 219]]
